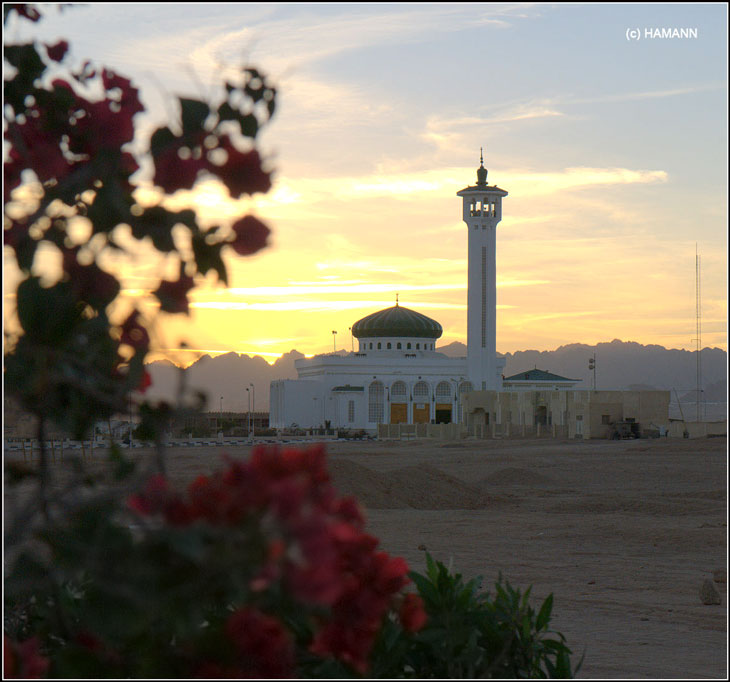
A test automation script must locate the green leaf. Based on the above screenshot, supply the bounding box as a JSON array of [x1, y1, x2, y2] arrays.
[[238, 112, 258, 138], [150, 125, 177, 157], [108, 443, 135, 480], [4, 43, 46, 109], [179, 97, 209, 135], [12, 231, 38, 272], [192, 232, 228, 285], [536, 593, 553, 631], [16, 277, 82, 344]]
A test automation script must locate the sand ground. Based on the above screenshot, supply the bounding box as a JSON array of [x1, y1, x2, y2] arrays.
[[7, 436, 727, 678]]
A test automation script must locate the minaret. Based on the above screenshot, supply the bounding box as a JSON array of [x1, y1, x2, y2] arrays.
[[457, 150, 508, 391]]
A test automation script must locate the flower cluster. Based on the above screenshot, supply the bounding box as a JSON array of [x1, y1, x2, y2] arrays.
[[153, 130, 271, 200], [4, 635, 50, 679], [128, 444, 426, 676], [4, 4, 276, 441], [4, 63, 143, 202]]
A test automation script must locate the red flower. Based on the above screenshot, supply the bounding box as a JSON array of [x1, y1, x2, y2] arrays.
[[230, 215, 270, 256], [368, 552, 410, 595], [216, 137, 271, 198], [127, 474, 169, 515], [136, 369, 152, 394], [120, 310, 150, 352], [3, 636, 49, 679], [3, 635, 15, 678], [153, 139, 208, 193], [10, 117, 72, 183], [399, 593, 427, 632], [8, 4, 41, 22], [45, 40, 68, 62], [225, 608, 295, 678]]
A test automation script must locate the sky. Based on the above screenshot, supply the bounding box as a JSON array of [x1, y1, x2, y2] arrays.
[[3, 2, 728, 365]]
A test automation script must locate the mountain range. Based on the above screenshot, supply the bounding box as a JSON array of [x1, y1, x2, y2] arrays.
[[144, 340, 727, 414]]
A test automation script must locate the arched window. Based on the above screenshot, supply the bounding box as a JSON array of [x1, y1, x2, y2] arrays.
[[407, 343, 411, 349], [413, 381, 429, 401], [391, 381, 407, 402], [416, 343, 420, 350], [458, 381, 473, 423], [368, 381, 384, 423], [387, 342, 392, 349], [435, 381, 452, 401], [397, 342, 401, 349], [377, 342, 381, 350], [459, 381, 473, 396]]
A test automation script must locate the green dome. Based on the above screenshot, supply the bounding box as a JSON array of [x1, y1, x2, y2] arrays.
[[352, 305, 442, 339]]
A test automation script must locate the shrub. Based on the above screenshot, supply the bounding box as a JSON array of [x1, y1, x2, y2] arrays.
[[369, 553, 583, 678], [4, 445, 424, 678]]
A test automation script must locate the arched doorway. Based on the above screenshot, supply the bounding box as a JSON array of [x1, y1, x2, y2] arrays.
[[435, 381, 452, 423], [390, 380, 408, 424], [412, 381, 430, 424]]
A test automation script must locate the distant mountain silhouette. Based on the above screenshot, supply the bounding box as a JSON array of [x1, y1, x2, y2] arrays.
[[144, 350, 305, 413], [438, 339, 726, 396], [145, 340, 726, 412]]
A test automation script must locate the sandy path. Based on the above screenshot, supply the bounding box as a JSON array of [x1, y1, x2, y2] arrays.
[[8, 437, 726, 678]]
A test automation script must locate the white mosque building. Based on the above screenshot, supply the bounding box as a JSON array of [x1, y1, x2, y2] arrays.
[[270, 153, 521, 431], [270, 153, 673, 438]]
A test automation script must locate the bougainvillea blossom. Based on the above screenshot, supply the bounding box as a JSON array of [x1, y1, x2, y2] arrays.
[[3, 635, 50, 679], [126, 445, 422, 675], [44, 39, 68, 62], [230, 215, 270, 256]]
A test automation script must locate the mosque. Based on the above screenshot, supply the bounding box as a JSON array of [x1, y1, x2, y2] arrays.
[[270, 153, 579, 431]]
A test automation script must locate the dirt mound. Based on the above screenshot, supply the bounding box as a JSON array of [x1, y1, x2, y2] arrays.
[[387, 464, 488, 510], [479, 467, 554, 487], [328, 459, 489, 510], [328, 459, 404, 509]]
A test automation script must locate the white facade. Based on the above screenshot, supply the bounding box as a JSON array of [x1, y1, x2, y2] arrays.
[[270, 156, 508, 432], [270, 350, 473, 430]]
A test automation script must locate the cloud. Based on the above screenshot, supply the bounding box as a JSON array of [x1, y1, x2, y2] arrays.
[[569, 83, 725, 106], [421, 103, 566, 151], [267, 164, 667, 204], [189, 299, 467, 313], [505, 167, 668, 195]]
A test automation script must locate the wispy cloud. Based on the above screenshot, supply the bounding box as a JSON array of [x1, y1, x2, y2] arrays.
[[189, 300, 467, 313], [422, 102, 566, 151], [569, 83, 725, 106]]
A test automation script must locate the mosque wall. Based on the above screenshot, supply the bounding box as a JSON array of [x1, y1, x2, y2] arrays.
[[462, 389, 670, 439]]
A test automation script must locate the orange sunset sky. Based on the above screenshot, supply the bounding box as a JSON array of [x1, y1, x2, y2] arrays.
[[4, 4, 727, 366]]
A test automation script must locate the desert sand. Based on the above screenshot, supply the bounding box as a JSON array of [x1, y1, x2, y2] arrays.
[[8, 436, 727, 678]]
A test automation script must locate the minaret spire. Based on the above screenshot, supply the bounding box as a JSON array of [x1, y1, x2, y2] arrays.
[[395, 292, 399, 307], [476, 147, 488, 186]]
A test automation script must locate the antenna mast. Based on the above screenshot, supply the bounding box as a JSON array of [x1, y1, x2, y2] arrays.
[[695, 245, 702, 422]]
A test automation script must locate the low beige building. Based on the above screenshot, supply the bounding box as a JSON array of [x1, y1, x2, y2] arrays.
[[462, 389, 671, 439]]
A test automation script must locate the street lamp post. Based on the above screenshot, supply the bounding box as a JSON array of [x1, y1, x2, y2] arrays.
[[249, 383, 255, 437], [588, 354, 596, 390], [246, 388, 251, 438], [332, 330, 337, 353]]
